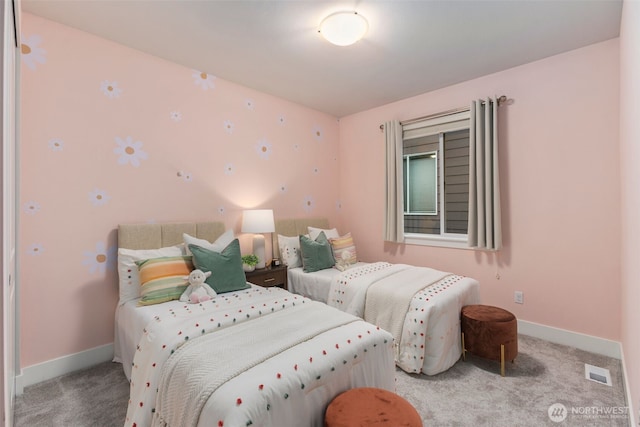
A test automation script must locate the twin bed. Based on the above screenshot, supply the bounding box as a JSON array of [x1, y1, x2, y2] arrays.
[[273, 218, 480, 376], [114, 221, 395, 427], [115, 219, 480, 426]]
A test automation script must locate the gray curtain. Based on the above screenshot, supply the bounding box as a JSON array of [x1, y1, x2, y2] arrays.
[[468, 98, 502, 250], [383, 120, 404, 242]]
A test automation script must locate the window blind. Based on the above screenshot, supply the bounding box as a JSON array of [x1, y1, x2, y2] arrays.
[[402, 111, 470, 140]]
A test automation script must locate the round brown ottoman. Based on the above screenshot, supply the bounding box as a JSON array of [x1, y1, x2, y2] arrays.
[[324, 387, 422, 427], [461, 304, 518, 376]]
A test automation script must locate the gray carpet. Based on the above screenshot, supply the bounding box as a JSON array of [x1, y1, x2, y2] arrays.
[[15, 335, 629, 426], [396, 335, 629, 426]]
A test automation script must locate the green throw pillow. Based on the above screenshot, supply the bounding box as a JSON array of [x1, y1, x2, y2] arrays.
[[188, 239, 250, 294], [300, 231, 335, 273]]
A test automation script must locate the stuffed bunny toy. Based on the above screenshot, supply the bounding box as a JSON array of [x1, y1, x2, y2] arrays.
[[180, 269, 217, 303]]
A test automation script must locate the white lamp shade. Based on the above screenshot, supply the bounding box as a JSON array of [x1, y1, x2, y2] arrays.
[[241, 209, 275, 233], [319, 11, 368, 47]]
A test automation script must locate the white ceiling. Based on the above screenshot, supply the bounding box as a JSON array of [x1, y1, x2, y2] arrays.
[[21, 0, 622, 118]]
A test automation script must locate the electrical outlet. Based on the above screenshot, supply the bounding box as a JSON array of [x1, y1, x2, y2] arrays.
[[514, 291, 524, 304]]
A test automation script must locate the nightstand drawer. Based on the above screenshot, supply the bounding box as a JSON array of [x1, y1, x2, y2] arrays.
[[245, 265, 288, 290]]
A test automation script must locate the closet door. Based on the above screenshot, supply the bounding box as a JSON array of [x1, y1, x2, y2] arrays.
[[2, 1, 19, 425]]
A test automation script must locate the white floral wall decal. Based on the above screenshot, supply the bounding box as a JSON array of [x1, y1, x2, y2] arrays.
[[223, 120, 234, 134], [312, 125, 324, 142], [169, 111, 182, 122], [48, 138, 64, 152], [278, 115, 286, 126], [82, 241, 115, 274], [88, 189, 111, 206], [303, 195, 315, 212], [26, 243, 44, 256], [224, 163, 235, 175], [279, 184, 287, 193], [114, 136, 148, 167], [100, 80, 122, 98], [21, 34, 46, 70], [256, 138, 272, 159], [217, 206, 225, 216], [179, 171, 193, 182], [23, 201, 41, 215], [192, 70, 215, 90], [245, 99, 255, 110]]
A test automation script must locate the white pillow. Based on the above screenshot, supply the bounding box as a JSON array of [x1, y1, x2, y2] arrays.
[[183, 229, 234, 254], [308, 226, 339, 240], [278, 234, 303, 268], [117, 245, 185, 305]]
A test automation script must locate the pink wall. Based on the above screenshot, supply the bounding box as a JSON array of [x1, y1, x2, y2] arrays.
[[20, 12, 625, 374], [619, 0, 640, 419], [19, 14, 341, 368], [339, 39, 621, 341]]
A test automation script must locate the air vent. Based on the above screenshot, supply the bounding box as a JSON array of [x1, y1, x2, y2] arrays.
[[585, 364, 612, 386]]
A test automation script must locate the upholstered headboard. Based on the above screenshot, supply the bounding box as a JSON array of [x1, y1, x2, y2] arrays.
[[271, 218, 330, 259], [118, 221, 226, 250]]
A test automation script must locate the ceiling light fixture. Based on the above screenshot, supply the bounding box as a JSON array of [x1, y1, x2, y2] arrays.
[[319, 11, 368, 47]]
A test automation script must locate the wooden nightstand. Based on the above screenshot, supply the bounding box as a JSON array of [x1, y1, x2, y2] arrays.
[[245, 264, 288, 290]]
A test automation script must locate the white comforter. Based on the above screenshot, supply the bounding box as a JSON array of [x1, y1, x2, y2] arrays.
[[124, 286, 395, 427], [328, 262, 480, 375]]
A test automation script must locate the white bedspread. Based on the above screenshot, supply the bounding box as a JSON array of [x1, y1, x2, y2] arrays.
[[328, 262, 405, 316], [365, 265, 450, 354], [287, 262, 368, 303], [124, 286, 396, 427], [153, 302, 357, 427], [328, 262, 480, 374]]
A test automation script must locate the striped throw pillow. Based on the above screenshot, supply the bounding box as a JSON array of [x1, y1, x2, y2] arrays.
[[136, 255, 194, 306], [330, 232, 357, 271]]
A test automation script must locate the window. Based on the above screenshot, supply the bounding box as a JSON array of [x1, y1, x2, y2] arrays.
[[403, 151, 437, 215], [402, 111, 470, 246]]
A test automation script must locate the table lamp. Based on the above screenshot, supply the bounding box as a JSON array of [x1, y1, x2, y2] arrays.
[[241, 209, 275, 269]]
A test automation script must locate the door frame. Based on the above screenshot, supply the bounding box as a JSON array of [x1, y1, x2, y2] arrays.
[[2, 1, 20, 425]]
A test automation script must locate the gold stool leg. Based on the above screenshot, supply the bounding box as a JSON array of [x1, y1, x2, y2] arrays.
[[461, 332, 466, 361], [500, 344, 505, 377]]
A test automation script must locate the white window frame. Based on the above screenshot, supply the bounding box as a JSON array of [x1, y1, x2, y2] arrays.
[[401, 111, 471, 249], [404, 151, 438, 216]]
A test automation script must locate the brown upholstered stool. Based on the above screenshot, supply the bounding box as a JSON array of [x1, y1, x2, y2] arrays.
[[324, 387, 422, 427], [461, 304, 518, 376]]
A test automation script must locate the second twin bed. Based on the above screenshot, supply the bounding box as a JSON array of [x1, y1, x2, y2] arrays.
[[275, 218, 481, 376]]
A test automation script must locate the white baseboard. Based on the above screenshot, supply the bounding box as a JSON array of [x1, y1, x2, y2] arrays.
[[518, 319, 621, 359], [15, 343, 114, 395]]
